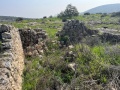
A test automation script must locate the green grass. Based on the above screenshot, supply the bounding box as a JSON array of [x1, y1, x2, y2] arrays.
[[1, 14, 120, 90]]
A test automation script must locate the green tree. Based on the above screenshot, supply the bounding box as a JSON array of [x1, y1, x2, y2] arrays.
[[58, 4, 79, 19], [16, 17, 23, 22]]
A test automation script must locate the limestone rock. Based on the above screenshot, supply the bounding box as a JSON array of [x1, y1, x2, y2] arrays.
[[2, 32, 11, 39], [0, 24, 24, 90], [2, 42, 12, 49], [19, 28, 48, 57], [57, 20, 98, 46], [68, 63, 76, 71]]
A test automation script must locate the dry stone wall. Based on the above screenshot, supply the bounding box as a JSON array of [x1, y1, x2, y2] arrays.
[[57, 20, 120, 45], [19, 28, 48, 57], [97, 28, 120, 43], [57, 20, 98, 46], [0, 25, 24, 90]]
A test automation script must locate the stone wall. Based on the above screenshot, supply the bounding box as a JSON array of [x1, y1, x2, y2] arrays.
[[98, 28, 120, 43], [57, 20, 98, 46], [57, 20, 120, 45], [19, 28, 48, 57], [0, 25, 24, 90]]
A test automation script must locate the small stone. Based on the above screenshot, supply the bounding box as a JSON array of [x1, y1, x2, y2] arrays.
[[68, 51, 73, 55], [27, 52, 32, 56], [68, 63, 76, 71], [68, 45, 74, 49], [2, 32, 11, 39], [38, 55, 43, 59], [38, 50, 44, 54], [2, 42, 12, 49]]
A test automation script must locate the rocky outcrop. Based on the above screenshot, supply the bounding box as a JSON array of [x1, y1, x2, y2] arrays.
[[19, 28, 48, 57], [0, 25, 24, 90]]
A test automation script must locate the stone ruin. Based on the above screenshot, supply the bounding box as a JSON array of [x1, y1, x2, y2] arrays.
[[97, 28, 120, 43], [57, 20, 98, 46], [0, 25, 48, 90], [0, 25, 24, 90], [57, 20, 120, 46], [19, 28, 48, 57]]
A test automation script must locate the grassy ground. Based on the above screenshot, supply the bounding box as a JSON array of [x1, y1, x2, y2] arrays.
[[0, 14, 120, 90]]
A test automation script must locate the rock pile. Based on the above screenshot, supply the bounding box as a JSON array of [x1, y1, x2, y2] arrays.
[[57, 20, 98, 46], [0, 24, 24, 90], [19, 28, 48, 57], [100, 33, 120, 43]]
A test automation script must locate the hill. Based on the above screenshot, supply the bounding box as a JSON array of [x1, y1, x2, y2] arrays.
[[84, 3, 120, 14]]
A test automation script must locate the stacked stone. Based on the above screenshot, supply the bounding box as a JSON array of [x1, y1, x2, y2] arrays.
[[0, 25, 24, 90], [0, 25, 13, 90], [57, 20, 98, 46], [19, 28, 48, 57]]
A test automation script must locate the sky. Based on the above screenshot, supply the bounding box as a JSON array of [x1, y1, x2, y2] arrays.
[[0, 0, 120, 18]]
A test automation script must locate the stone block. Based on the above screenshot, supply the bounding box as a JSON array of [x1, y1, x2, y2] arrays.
[[2, 32, 11, 39]]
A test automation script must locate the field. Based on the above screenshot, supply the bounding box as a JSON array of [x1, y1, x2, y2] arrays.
[[1, 13, 120, 90]]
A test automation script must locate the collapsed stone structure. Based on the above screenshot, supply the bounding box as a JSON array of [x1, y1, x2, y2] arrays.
[[0, 25, 48, 90], [98, 28, 120, 43], [19, 28, 48, 57], [0, 25, 24, 90], [57, 20, 120, 46], [57, 20, 98, 46]]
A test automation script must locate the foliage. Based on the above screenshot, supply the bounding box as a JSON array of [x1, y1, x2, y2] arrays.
[[84, 12, 90, 15], [43, 16, 47, 19], [58, 4, 79, 19], [1, 12, 120, 90], [62, 18, 67, 22], [111, 12, 120, 17], [16, 17, 23, 22]]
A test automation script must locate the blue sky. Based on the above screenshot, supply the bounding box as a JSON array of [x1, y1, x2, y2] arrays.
[[0, 0, 120, 18]]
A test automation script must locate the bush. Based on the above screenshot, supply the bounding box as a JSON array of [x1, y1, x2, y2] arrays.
[[43, 16, 47, 19], [49, 15, 53, 18], [111, 12, 120, 17], [118, 19, 120, 23], [101, 13, 107, 17], [84, 12, 90, 15], [16, 17, 23, 22], [62, 18, 67, 22], [82, 36, 101, 46]]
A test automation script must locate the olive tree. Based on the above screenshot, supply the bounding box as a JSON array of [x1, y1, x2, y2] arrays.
[[58, 4, 79, 19]]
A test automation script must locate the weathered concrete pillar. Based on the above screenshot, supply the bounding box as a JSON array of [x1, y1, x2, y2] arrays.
[[0, 25, 24, 90]]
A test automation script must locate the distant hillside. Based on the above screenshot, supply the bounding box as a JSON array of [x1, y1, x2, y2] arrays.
[[84, 3, 120, 14], [0, 16, 32, 22]]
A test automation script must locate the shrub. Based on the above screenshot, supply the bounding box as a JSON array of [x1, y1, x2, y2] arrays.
[[43, 16, 47, 19], [82, 36, 101, 46], [49, 15, 53, 18], [111, 12, 120, 17], [62, 18, 67, 22], [101, 13, 107, 17], [84, 12, 90, 15], [16, 17, 23, 22]]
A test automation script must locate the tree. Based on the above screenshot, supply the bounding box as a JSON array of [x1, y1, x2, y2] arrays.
[[43, 16, 47, 19], [84, 12, 90, 15], [58, 4, 79, 19], [16, 17, 23, 22]]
